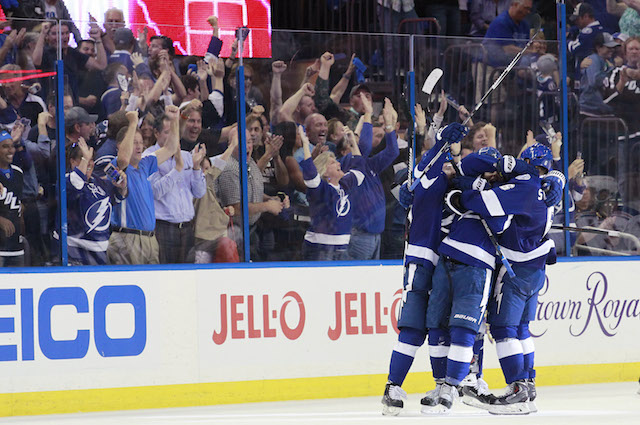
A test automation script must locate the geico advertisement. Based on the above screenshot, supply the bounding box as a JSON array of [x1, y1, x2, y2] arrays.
[[0, 271, 199, 393]]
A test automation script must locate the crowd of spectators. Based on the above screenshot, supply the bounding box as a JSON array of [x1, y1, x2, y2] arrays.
[[0, 0, 638, 267]]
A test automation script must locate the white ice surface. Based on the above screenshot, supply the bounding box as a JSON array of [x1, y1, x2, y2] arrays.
[[3, 382, 640, 424]]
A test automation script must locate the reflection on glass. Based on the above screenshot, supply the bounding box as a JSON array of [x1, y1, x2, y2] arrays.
[[2, 7, 639, 268]]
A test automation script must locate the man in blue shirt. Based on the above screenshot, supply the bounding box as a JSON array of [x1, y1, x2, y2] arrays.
[[483, 0, 532, 67], [145, 112, 207, 264], [107, 107, 180, 264]]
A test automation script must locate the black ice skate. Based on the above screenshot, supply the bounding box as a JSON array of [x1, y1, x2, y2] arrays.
[[381, 381, 406, 416]]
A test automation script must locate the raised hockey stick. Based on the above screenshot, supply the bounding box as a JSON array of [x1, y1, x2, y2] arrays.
[[410, 15, 542, 192], [408, 68, 444, 185]]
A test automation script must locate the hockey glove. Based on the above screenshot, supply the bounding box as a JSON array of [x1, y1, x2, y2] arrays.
[[497, 155, 538, 180], [453, 175, 488, 192], [437, 122, 469, 146], [542, 170, 566, 207], [398, 182, 413, 209], [445, 189, 467, 216]]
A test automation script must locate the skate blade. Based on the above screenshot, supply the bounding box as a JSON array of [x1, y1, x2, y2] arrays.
[[462, 397, 491, 411], [381, 405, 402, 416], [421, 404, 451, 415], [489, 402, 530, 415], [527, 400, 538, 413]]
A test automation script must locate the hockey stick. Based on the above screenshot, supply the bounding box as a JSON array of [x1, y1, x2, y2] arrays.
[[481, 217, 516, 277], [551, 225, 622, 237], [408, 68, 443, 185], [410, 15, 542, 191]]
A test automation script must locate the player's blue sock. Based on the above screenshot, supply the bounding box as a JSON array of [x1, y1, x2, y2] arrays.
[[493, 325, 527, 384], [473, 332, 484, 378], [388, 327, 426, 385], [445, 326, 475, 386], [518, 323, 535, 379], [428, 328, 450, 380]]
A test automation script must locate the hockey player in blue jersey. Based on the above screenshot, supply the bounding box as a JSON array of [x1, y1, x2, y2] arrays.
[[380, 122, 467, 416], [66, 137, 128, 265], [421, 145, 507, 414], [454, 143, 566, 415]]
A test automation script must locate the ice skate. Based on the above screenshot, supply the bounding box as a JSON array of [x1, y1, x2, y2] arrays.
[[422, 382, 457, 414], [488, 380, 530, 415], [462, 377, 495, 410], [527, 378, 538, 413], [381, 381, 406, 416], [419, 379, 443, 413]]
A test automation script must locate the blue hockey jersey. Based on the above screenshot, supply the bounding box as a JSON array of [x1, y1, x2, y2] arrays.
[[461, 172, 555, 270], [340, 125, 399, 234], [67, 168, 124, 253], [301, 156, 365, 248], [568, 21, 605, 79], [438, 153, 506, 270], [405, 136, 450, 269]]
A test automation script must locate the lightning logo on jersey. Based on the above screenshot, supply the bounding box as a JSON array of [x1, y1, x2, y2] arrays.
[[85, 197, 112, 234], [335, 191, 351, 217]]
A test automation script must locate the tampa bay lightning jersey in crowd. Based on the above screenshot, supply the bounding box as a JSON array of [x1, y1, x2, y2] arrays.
[[66, 168, 124, 253], [405, 137, 451, 270], [461, 172, 555, 270], [568, 21, 605, 78], [438, 153, 505, 270], [301, 156, 365, 248], [0, 164, 24, 254], [340, 126, 399, 235]]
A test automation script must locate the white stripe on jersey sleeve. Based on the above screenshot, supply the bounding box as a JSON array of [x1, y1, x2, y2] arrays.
[[480, 190, 506, 216], [350, 169, 365, 185], [69, 171, 85, 190], [304, 174, 321, 188]]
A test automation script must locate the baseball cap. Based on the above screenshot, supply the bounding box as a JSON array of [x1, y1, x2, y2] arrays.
[[65, 107, 98, 127], [113, 28, 135, 48], [536, 54, 558, 75], [572, 3, 594, 17], [598, 32, 621, 48], [0, 131, 11, 143], [612, 32, 630, 43], [349, 83, 372, 99]]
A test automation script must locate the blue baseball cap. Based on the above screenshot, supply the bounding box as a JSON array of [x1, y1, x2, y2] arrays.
[[0, 131, 12, 143]]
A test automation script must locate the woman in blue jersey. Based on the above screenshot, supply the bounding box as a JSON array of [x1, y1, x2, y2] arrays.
[[66, 137, 128, 265], [298, 125, 365, 261]]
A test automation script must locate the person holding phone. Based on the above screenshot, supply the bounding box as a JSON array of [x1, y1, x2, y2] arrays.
[[66, 137, 127, 265]]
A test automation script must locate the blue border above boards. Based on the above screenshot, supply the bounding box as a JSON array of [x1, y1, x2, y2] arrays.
[[1, 256, 639, 274]]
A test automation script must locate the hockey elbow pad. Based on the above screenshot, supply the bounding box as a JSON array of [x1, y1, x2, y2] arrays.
[[497, 155, 538, 180], [445, 189, 467, 216], [453, 176, 488, 191]]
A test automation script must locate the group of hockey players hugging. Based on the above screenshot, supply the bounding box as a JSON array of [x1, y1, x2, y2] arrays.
[[381, 114, 566, 415]]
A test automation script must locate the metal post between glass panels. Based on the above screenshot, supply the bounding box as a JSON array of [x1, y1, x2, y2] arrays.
[[237, 29, 250, 262], [56, 23, 68, 266], [558, 1, 572, 256]]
